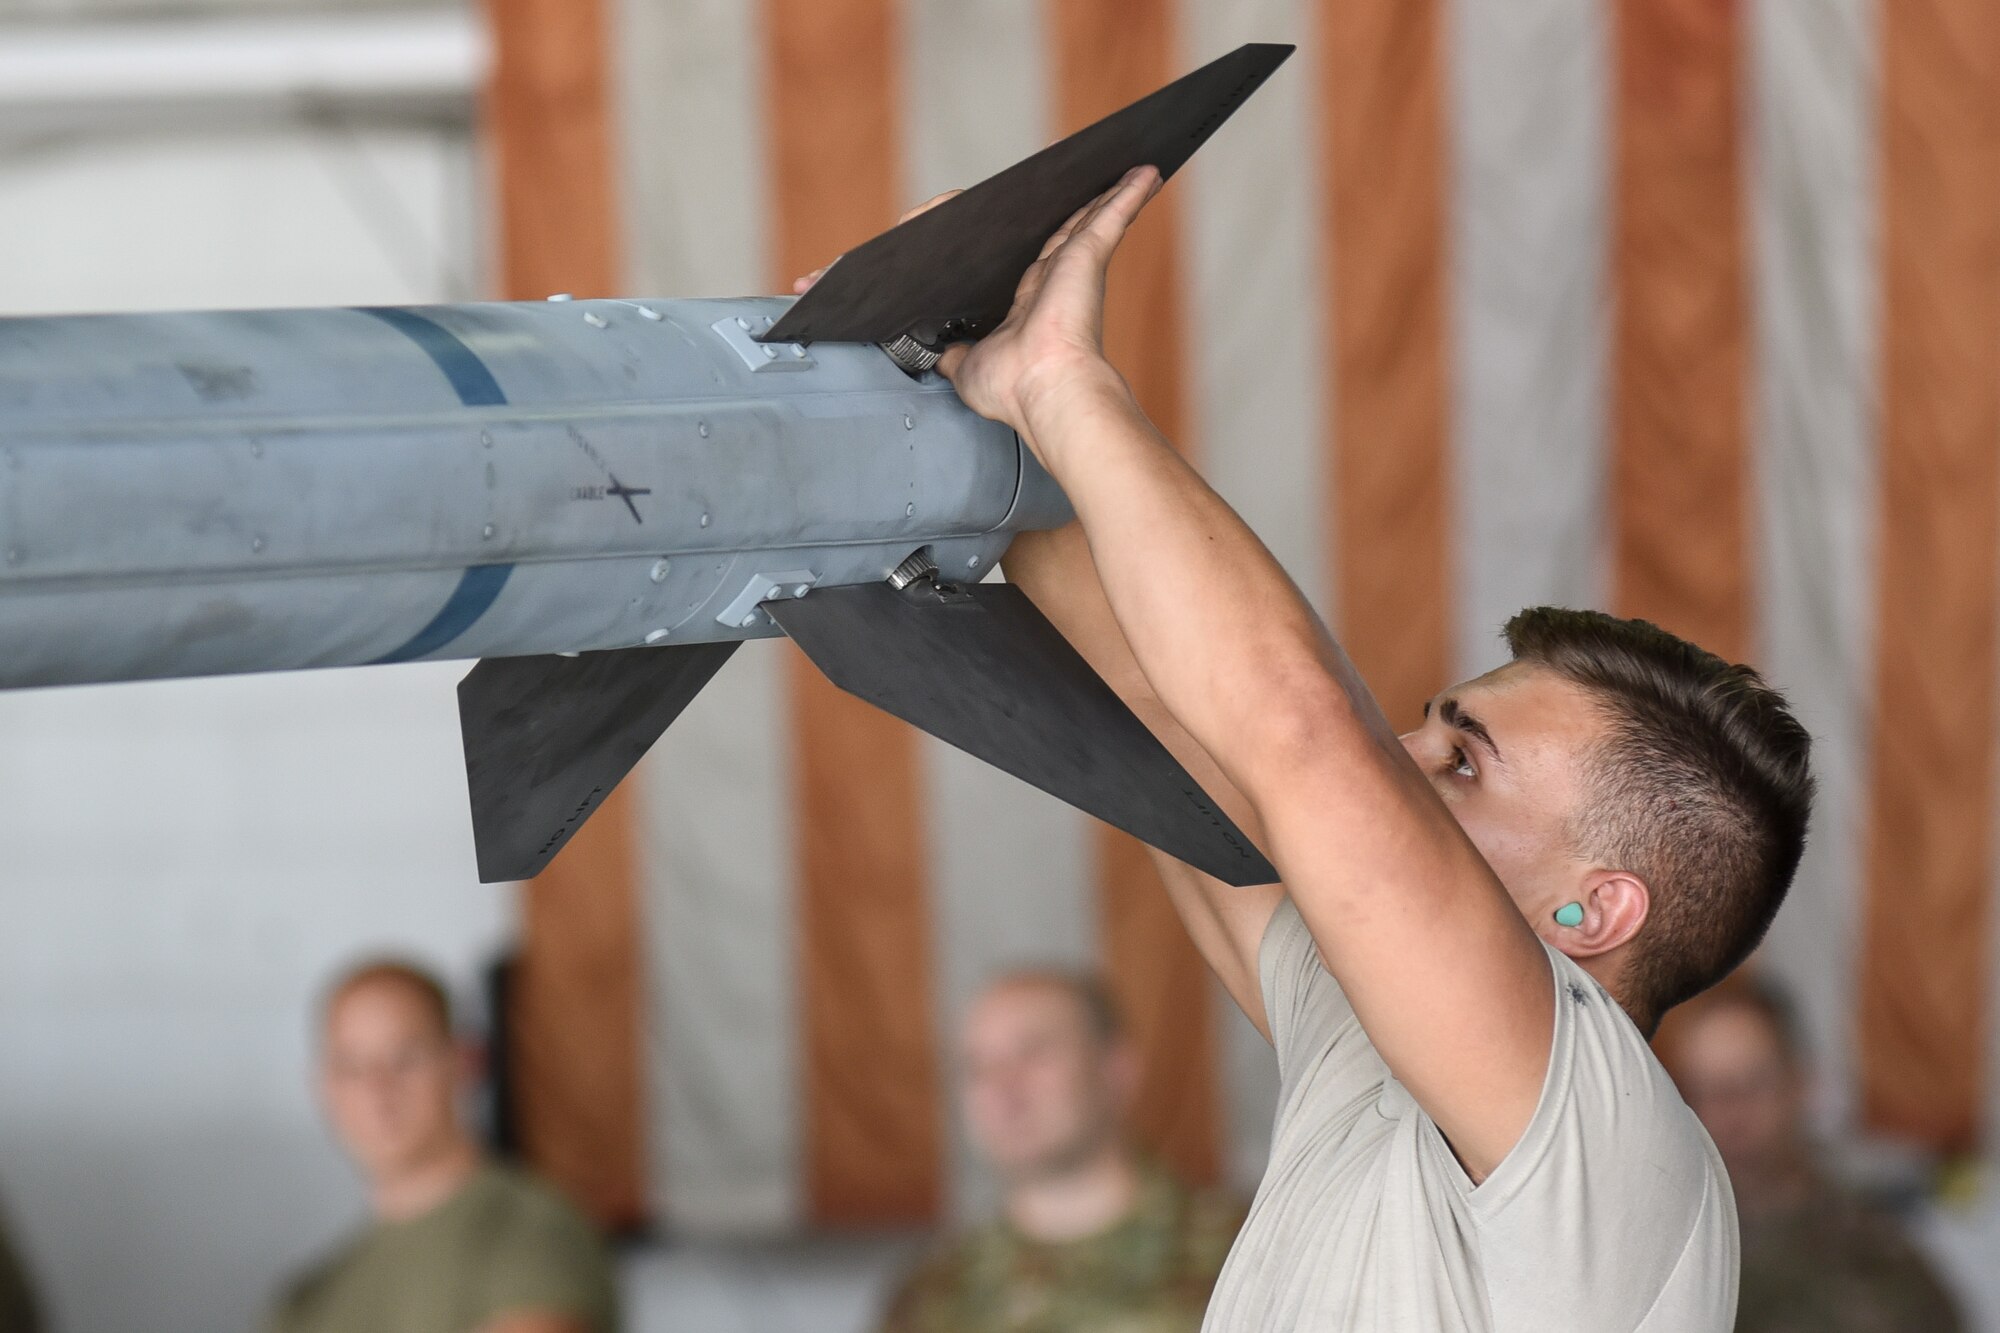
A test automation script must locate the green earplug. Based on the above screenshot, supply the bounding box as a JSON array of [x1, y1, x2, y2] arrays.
[[1554, 902, 1585, 928]]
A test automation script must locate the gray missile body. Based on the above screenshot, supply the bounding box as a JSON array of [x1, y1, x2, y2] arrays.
[[0, 43, 1294, 888], [0, 296, 1053, 686]]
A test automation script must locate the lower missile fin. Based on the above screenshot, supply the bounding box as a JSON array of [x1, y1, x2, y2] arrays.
[[767, 579, 1278, 887], [458, 642, 739, 883]]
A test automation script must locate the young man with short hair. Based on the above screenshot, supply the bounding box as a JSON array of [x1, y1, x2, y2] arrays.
[[270, 961, 617, 1333], [881, 971, 1242, 1332], [1675, 981, 1962, 1332], [816, 168, 1814, 1330]]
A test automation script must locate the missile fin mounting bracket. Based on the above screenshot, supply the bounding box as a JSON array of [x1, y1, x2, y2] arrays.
[[761, 42, 1294, 352], [767, 578, 1280, 887], [458, 641, 740, 883]]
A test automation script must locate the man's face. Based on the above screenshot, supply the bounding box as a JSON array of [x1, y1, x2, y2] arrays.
[[1398, 661, 1609, 930], [319, 979, 464, 1181], [1674, 1002, 1804, 1178], [960, 981, 1132, 1183]]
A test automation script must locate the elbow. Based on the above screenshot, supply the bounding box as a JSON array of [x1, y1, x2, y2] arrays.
[[1238, 667, 1375, 792]]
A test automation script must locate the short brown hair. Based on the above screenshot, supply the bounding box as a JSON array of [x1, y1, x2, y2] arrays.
[[986, 969, 1126, 1045], [322, 958, 454, 1038], [1504, 608, 1814, 1027]]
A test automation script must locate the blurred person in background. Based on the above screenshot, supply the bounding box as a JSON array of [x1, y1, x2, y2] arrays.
[[1673, 979, 1962, 1333], [269, 960, 617, 1333], [879, 970, 1244, 1333]]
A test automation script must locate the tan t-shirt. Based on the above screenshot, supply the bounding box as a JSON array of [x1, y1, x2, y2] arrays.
[[270, 1162, 617, 1333], [1203, 899, 1737, 1332]]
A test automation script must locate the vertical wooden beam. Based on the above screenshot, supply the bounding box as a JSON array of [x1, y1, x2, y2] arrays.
[[765, 0, 943, 1225], [1050, 0, 1222, 1188], [482, 0, 649, 1228], [1859, 0, 2000, 1153]]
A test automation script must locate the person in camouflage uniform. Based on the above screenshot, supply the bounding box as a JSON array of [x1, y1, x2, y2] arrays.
[[1672, 979, 1963, 1333], [878, 972, 1244, 1333]]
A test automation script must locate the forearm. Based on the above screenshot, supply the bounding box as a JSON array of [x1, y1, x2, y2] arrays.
[[1018, 368, 1400, 808], [1005, 519, 1284, 1026]]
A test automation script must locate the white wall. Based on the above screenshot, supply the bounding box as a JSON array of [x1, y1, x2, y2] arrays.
[[0, 65, 503, 1333]]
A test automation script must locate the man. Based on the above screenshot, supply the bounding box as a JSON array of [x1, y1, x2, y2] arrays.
[[804, 168, 1813, 1329], [880, 971, 1243, 1332], [1673, 981, 1962, 1332], [270, 961, 617, 1333]]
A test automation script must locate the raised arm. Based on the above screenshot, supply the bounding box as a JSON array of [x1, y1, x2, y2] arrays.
[[944, 169, 1555, 1182], [1003, 521, 1285, 1035]]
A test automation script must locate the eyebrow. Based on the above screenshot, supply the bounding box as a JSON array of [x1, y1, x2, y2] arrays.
[[1431, 696, 1503, 764]]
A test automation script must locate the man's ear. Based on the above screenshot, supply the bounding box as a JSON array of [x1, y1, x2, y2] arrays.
[[455, 1035, 488, 1090], [1104, 1038, 1143, 1114], [1557, 869, 1650, 960]]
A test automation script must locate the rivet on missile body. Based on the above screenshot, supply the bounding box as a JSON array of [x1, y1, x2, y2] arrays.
[[699, 513, 710, 528], [547, 293, 574, 302], [762, 345, 778, 359], [480, 431, 493, 447], [482, 523, 496, 539], [635, 305, 662, 321], [649, 558, 672, 583], [740, 613, 758, 628], [698, 422, 709, 438], [966, 556, 981, 569], [792, 585, 809, 598], [735, 317, 751, 330], [584, 312, 608, 329], [645, 628, 671, 644], [249, 441, 263, 459], [903, 415, 914, 430], [4, 548, 19, 566], [251, 535, 266, 554], [905, 502, 915, 516], [792, 346, 806, 359]]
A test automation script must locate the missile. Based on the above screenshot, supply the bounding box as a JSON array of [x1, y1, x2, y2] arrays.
[[0, 43, 1291, 887]]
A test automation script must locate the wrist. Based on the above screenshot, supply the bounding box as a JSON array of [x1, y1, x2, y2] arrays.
[[1016, 357, 1136, 462]]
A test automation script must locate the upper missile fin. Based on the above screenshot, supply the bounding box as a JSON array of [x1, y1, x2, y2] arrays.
[[458, 642, 738, 883], [762, 42, 1293, 349], [767, 578, 1279, 887]]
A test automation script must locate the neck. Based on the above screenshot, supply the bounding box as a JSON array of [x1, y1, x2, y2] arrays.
[[1571, 952, 1651, 1032], [1003, 1140, 1141, 1244], [370, 1132, 482, 1223]]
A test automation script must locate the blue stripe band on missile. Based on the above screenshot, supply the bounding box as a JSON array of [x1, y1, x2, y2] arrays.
[[359, 306, 514, 663], [369, 563, 516, 665], [358, 306, 509, 406]]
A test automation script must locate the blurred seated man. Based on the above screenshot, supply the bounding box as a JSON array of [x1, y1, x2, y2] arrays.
[[1674, 979, 1962, 1333], [880, 971, 1244, 1333], [270, 960, 617, 1333]]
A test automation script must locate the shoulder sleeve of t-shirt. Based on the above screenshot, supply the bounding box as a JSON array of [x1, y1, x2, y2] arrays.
[[1258, 895, 1359, 1082], [479, 1178, 620, 1331], [1432, 946, 1738, 1332]]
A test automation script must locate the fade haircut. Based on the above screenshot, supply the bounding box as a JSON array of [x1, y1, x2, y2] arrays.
[[1504, 608, 1814, 1028], [322, 958, 454, 1040]]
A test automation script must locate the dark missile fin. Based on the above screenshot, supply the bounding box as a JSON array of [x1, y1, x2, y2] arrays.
[[458, 642, 739, 883], [767, 578, 1279, 887], [762, 42, 1293, 350]]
